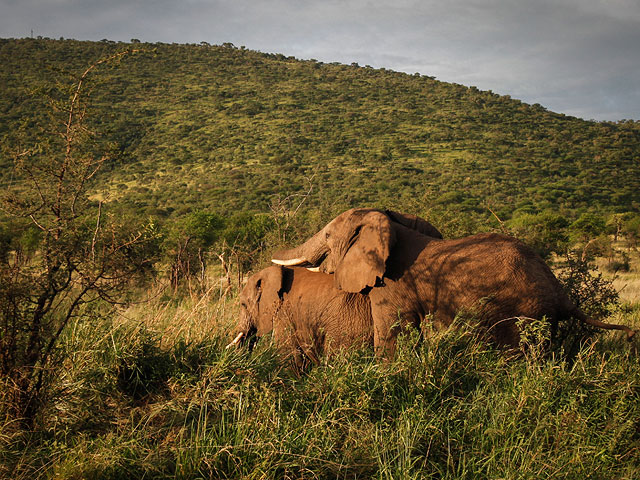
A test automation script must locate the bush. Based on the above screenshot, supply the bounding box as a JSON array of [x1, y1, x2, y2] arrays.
[[554, 255, 621, 356], [507, 211, 569, 259]]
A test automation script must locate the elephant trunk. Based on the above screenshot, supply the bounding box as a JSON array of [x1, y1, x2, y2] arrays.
[[227, 312, 258, 349], [272, 227, 329, 267]]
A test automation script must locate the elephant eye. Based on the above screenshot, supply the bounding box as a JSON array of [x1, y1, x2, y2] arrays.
[[325, 232, 330, 240]]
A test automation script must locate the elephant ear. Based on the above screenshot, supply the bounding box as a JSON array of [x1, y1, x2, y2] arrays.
[[334, 211, 395, 293], [254, 265, 285, 333], [385, 210, 443, 239]]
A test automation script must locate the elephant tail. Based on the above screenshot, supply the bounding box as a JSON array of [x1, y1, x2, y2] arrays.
[[572, 308, 636, 340]]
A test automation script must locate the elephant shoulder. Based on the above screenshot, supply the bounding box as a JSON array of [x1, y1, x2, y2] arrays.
[[472, 232, 530, 250]]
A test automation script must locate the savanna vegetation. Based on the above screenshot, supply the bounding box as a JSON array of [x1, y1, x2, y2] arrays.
[[1, 38, 639, 478]]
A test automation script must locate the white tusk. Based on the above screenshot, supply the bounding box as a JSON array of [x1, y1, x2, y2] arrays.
[[226, 332, 244, 349], [271, 258, 307, 266], [306, 266, 320, 272]]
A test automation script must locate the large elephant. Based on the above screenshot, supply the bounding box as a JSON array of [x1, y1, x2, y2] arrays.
[[272, 208, 636, 356], [227, 264, 373, 366]]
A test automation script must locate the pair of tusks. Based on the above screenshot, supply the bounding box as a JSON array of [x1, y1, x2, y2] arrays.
[[226, 332, 244, 349], [271, 258, 320, 272]]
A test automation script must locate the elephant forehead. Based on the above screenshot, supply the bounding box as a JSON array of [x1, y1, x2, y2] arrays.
[[331, 208, 375, 227]]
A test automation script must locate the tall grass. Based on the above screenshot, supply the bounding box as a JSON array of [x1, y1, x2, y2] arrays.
[[597, 243, 640, 304], [1, 291, 639, 479]]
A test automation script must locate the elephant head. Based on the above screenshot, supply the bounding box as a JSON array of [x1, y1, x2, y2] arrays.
[[228, 264, 375, 363], [227, 265, 285, 348], [271, 208, 442, 293]]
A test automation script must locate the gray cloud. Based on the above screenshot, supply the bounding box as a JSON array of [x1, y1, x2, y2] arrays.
[[1, 0, 639, 120]]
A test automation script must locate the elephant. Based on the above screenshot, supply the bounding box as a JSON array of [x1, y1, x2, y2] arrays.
[[227, 264, 374, 366], [272, 208, 636, 357]]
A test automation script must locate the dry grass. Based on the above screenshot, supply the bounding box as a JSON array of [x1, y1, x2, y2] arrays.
[[611, 273, 640, 304], [113, 275, 240, 347], [595, 244, 640, 305]]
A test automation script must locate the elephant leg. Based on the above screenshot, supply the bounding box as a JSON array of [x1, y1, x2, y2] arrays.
[[373, 321, 399, 359], [370, 294, 418, 359]]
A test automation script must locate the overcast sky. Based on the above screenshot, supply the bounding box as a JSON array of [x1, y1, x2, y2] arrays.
[[2, 0, 639, 121]]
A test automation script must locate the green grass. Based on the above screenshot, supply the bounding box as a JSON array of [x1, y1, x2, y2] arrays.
[[2, 290, 639, 479]]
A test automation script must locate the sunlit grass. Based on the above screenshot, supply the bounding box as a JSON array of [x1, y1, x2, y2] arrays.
[[2, 285, 639, 479], [597, 244, 640, 304]]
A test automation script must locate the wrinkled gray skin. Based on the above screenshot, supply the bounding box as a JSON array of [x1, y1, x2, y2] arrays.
[[231, 265, 373, 366], [272, 208, 636, 357]]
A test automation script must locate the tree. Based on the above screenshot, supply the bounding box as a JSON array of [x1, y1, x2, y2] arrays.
[[606, 212, 635, 242], [165, 211, 225, 290], [0, 49, 156, 425], [220, 212, 276, 274], [622, 214, 640, 248], [569, 213, 607, 243], [568, 213, 608, 261], [508, 211, 569, 259]]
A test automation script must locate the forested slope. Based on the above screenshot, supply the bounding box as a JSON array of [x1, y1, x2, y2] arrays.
[[1, 37, 639, 231]]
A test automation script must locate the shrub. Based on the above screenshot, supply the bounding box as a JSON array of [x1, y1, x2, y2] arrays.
[[554, 255, 620, 356]]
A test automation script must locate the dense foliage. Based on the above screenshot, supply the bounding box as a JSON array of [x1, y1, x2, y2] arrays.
[[1, 38, 639, 239]]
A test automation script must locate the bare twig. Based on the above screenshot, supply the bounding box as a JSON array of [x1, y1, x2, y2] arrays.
[[269, 174, 315, 242], [91, 201, 102, 260], [581, 238, 599, 262], [487, 205, 509, 234]]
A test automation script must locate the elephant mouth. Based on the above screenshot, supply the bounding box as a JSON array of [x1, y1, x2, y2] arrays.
[[300, 252, 327, 271], [225, 326, 258, 350]]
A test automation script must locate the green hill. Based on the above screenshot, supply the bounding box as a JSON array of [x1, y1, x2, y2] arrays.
[[1, 37, 639, 232]]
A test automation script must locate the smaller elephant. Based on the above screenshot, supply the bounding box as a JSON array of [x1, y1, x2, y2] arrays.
[[228, 265, 373, 366]]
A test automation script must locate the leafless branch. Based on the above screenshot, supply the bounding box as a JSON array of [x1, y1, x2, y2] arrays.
[[269, 174, 315, 242], [91, 201, 102, 261], [0, 48, 151, 425], [29, 214, 46, 232], [487, 205, 509, 234]]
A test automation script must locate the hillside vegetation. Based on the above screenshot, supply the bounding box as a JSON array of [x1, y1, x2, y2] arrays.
[[1, 38, 639, 232]]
